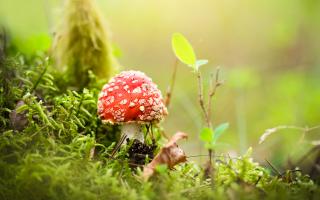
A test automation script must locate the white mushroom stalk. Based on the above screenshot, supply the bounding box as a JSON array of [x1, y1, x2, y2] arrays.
[[97, 70, 168, 143], [121, 122, 144, 142]]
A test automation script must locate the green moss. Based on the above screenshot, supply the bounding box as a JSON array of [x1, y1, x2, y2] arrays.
[[52, 0, 119, 89]]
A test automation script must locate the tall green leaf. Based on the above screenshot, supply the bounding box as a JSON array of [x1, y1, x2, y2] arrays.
[[171, 33, 196, 68]]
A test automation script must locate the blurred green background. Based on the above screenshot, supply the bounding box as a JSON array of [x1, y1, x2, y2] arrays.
[[0, 0, 319, 166]]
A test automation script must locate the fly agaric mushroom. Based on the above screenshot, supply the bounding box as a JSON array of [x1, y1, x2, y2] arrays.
[[98, 70, 168, 142]]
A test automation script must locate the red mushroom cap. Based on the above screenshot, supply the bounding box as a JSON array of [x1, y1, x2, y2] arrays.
[[98, 70, 168, 124]]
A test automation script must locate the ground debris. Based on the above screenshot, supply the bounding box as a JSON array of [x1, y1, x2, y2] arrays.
[[143, 132, 188, 180]]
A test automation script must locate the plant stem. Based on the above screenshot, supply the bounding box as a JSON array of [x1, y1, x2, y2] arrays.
[[209, 149, 212, 163], [196, 68, 222, 183], [265, 159, 282, 177], [110, 134, 127, 158], [121, 122, 144, 142], [197, 68, 222, 129], [31, 62, 48, 93], [165, 59, 179, 108], [197, 71, 210, 127], [207, 67, 221, 124]]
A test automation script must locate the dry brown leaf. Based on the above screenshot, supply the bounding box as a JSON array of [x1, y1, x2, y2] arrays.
[[143, 132, 188, 180]]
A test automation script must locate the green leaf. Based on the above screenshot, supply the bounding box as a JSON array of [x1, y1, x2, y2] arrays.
[[172, 33, 196, 68], [200, 127, 213, 142], [195, 59, 208, 70], [213, 122, 229, 143]]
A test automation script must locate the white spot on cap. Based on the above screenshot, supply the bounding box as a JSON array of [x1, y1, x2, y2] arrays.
[[120, 99, 128, 105], [106, 96, 115, 104], [141, 83, 150, 91], [139, 99, 146, 104], [129, 102, 135, 107], [148, 98, 153, 105], [139, 106, 145, 112], [123, 85, 129, 91], [152, 105, 160, 111], [132, 87, 142, 94]]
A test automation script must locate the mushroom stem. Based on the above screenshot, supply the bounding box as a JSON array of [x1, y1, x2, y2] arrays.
[[121, 122, 144, 143]]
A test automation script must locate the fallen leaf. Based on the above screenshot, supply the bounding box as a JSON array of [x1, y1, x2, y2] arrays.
[[143, 132, 188, 180]]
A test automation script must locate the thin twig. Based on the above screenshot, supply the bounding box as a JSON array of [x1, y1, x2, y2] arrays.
[[196, 68, 222, 183], [265, 159, 282, 177], [207, 67, 222, 124], [110, 135, 127, 158], [165, 59, 179, 107], [197, 68, 222, 128], [306, 125, 320, 132], [260, 124, 320, 144], [197, 72, 210, 127], [255, 176, 262, 186], [209, 149, 212, 164], [31, 62, 48, 93]]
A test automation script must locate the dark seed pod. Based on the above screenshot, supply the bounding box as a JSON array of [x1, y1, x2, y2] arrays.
[[127, 139, 156, 167]]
